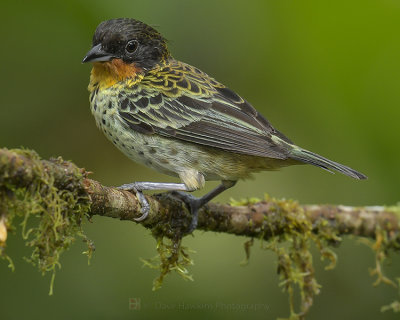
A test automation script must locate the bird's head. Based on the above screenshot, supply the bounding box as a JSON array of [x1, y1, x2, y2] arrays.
[[83, 18, 169, 88]]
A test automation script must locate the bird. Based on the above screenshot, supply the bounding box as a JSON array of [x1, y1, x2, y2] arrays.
[[82, 18, 367, 232]]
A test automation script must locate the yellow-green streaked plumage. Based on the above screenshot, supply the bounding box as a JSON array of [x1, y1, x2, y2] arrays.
[[89, 59, 297, 190], [86, 18, 366, 192]]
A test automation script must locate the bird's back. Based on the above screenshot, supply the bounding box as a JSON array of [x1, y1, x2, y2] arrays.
[[89, 57, 366, 181]]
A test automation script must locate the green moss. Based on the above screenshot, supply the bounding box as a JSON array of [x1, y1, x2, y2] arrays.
[[381, 278, 400, 313], [240, 238, 254, 266], [252, 194, 400, 319], [366, 227, 400, 313], [140, 236, 194, 290], [2, 148, 400, 317], [230, 196, 261, 206], [0, 149, 92, 294], [238, 194, 340, 319], [385, 205, 400, 216]]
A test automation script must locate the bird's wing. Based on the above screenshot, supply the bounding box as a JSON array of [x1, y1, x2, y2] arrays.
[[117, 60, 293, 159]]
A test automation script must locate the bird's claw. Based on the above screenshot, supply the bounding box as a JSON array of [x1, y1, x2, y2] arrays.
[[117, 183, 150, 221], [133, 189, 150, 221], [171, 191, 202, 233]]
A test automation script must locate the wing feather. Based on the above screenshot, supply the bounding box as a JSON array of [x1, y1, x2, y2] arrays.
[[117, 60, 292, 159]]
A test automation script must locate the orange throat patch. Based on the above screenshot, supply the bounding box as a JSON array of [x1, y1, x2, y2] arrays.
[[89, 59, 142, 90]]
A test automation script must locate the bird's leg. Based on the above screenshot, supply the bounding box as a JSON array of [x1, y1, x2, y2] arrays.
[[119, 182, 196, 192], [172, 180, 237, 233], [118, 182, 197, 221]]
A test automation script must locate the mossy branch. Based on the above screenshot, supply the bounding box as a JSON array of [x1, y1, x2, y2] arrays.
[[1, 147, 398, 240], [1, 147, 400, 319]]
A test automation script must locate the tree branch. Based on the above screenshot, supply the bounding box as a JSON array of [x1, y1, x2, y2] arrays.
[[0, 147, 399, 242], [1, 147, 400, 319]]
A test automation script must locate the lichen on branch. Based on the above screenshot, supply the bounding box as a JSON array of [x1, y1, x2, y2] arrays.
[[0, 147, 399, 319], [0, 148, 93, 294]]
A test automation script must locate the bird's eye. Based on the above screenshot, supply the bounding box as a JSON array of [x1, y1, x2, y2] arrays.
[[125, 40, 138, 53]]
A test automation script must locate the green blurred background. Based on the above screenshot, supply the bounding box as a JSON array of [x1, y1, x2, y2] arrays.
[[1, 0, 399, 319]]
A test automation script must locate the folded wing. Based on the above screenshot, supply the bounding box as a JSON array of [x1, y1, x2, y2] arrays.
[[118, 60, 293, 159]]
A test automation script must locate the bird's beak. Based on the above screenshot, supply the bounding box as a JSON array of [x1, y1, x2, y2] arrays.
[[82, 44, 115, 63]]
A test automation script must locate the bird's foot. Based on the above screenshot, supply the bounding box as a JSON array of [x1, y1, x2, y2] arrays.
[[171, 191, 204, 233], [118, 183, 150, 221]]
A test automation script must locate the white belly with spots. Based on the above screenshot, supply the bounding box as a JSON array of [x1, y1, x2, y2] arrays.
[[90, 88, 195, 178], [89, 86, 263, 184]]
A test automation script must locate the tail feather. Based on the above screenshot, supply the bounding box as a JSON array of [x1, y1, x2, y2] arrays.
[[289, 148, 367, 180]]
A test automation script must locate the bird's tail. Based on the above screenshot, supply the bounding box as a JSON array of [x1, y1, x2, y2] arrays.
[[289, 147, 367, 180]]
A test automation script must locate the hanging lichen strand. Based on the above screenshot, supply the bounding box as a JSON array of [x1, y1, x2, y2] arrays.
[[0, 149, 93, 294], [0, 148, 399, 318]]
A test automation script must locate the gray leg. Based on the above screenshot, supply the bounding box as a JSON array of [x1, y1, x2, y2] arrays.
[[118, 182, 197, 222], [172, 180, 237, 233], [119, 182, 196, 192]]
